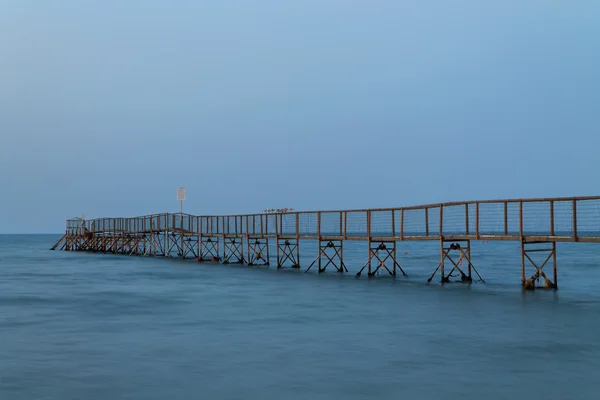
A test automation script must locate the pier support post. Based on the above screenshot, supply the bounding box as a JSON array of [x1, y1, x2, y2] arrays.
[[120, 234, 132, 255], [521, 240, 557, 290], [305, 240, 347, 273], [160, 232, 168, 256], [64, 234, 71, 251], [118, 234, 130, 255], [276, 239, 300, 269], [181, 236, 199, 259], [72, 233, 87, 252], [65, 234, 73, 251], [71, 234, 81, 251], [165, 229, 170, 256], [77, 233, 94, 252], [131, 234, 143, 255], [247, 238, 270, 266], [97, 234, 105, 253], [93, 235, 101, 252], [132, 234, 146, 256], [143, 232, 163, 256], [356, 240, 406, 278], [428, 239, 484, 284], [163, 233, 183, 257], [223, 238, 245, 264], [198, 237, 221, 262], [51, 233, 67, 250], [51, 234, 68, 251]]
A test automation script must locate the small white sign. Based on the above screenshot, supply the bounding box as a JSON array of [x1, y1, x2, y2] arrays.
[[177, 187, 186, 201]]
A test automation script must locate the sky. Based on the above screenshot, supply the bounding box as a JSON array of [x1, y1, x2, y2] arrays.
[[1, 0, 599, 233]]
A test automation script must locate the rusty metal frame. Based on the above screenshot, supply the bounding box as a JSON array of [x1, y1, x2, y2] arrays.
[[247, 238, 270, 266], [305, 240, 347, 273], [180, 236, 199, 259], [199, 237, 220, 262], [355, 241, 406, 278], [521, 240, 557, 290], [276, 239, 300, 269], [223, 238, 245, 264], [144, 232, 165, 256], [428, 240, 484, 284]]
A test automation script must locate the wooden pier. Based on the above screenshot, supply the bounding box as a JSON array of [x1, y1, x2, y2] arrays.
[[50, 195, 600, 290]]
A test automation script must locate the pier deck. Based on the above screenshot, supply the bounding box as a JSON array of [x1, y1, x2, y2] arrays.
[[51, 196, 600, 290]]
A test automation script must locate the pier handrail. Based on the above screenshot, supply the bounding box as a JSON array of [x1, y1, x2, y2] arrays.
[[63, 195, 600, 243]]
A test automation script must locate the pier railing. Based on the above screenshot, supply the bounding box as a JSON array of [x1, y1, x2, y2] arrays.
[[65, 196, 600, 243]]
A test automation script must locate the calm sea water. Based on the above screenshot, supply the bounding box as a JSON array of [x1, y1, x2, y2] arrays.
[[2, 234, 600, 399]]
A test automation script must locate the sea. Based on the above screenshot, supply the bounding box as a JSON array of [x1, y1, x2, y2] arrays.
[[2, 234, 600, 399]]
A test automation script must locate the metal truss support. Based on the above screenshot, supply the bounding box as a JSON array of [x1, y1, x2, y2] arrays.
[[142, 232, 165, 257], [179, 236, 199, 259], [428, 239, 484, 284], [521, 240, 557, 290], [223, 238, 245, 264], [247, 238, 270, 266], [356, 240, 406, 278], [277, 239, 300, 269], [50, 234, 68, 250], [306, 240, 347, 273], [199, 236, 221, 262]]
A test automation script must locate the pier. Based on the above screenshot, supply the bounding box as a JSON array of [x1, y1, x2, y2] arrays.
[[51, 196, 600, 290]]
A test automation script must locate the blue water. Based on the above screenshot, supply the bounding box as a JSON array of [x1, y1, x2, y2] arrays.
[[2, 234, 600, 399]]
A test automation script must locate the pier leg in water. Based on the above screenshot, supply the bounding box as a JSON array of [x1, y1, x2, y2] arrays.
[[103, 233, 116, 254], [305, 240, 347, 273], [65, 233, 74, 251], [277, 239, 300, 269], [104, 235, 113, 254], [78, 231, 95, 253], [50, 233, 68, 251], [356, 241, 406, 278], [125, 234, 139, 256], [143, 232, 164, 257], [246, 238, 269, 266], [223, 238, 244, 264], [521, 240, 557, 291], [65, 231, 87, 252], [132, 234, 145, 255], [100, 234, 109, 253], [198, 236, 221, 262], [118, 234, 130, 255], [181, 236, 199, 259], [428, 239, 484, 284], [166, 233, 182, 258]]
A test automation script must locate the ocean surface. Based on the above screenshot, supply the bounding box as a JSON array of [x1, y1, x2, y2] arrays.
[[2, 234, 600, 399]]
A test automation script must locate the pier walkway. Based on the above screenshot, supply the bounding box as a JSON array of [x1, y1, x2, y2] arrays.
[[51, 196, 600, 290]]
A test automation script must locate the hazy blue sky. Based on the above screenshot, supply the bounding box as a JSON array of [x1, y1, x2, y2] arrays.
[[1, 0, 599, 233]]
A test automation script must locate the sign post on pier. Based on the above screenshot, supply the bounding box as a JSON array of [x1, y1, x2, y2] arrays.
[[177, 187, 186, 259], [177, 187, 186, 213]]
